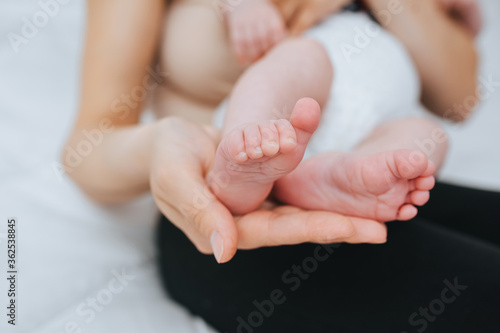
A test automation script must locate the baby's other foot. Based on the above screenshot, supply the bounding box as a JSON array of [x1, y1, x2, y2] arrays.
[[225, 0, 287, 65], [208, 98, 320, 215], [275, 149, 436, 222]]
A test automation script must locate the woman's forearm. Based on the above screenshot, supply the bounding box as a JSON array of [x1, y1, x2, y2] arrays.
[[63, 122, 157, 203], [64, 0, 166, 203], [366, 0, 479, 121]]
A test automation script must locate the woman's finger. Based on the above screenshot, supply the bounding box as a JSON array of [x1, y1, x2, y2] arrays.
[[230, 26, 247, 65], [152, 120, 239, 263], [256, 20, 273, 55], [161, 167, 240, 263], [270, 18, 288, 46], [235, 206, 388, 249], [344, 218, 388, 244]]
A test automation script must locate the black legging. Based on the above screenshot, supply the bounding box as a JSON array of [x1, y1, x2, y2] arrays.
[[156, 183, 500, 333]]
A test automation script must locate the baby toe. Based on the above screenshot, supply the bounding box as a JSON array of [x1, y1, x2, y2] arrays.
[[397, 204, 418, 221], [422, 161, 436, 177], [259, 122, 280, 156], [244, 27, 261, 62], [275, 119, 297, 153], [225, 129, 247, 163], [231, 28, 247, 65], [410, 190, 430, 206], [415, 176, 435, 191], [244, 124, 263, 159], [256, 22, 272, 54], [394, 150, 428, 179]]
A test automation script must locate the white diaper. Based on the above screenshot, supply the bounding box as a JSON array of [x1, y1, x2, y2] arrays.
[[214, 12, 423, 158]]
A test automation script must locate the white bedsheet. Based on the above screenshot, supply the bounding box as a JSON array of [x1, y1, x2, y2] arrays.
[[0, 0, 499, 332]]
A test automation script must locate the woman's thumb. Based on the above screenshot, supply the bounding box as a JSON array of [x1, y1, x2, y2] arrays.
[[197, 199, 239, 263]]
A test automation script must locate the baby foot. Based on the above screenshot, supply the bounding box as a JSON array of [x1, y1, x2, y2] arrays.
[[274, 150, 436, 222], [208, 98, 321, 215], [225, 0, 287, 65]]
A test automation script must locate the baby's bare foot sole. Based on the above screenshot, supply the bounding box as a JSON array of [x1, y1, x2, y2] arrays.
[[274, 149, 436, 222]]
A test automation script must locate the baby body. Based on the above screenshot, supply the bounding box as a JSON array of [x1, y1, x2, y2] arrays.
[[156, 0, 444, 222]]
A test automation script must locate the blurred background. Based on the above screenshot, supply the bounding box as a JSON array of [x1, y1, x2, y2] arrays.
[[0, 0, 498, 332]]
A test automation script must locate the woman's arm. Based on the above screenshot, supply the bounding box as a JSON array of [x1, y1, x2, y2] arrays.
[[272, 0, 480, 121], [63, 0, 165, 202], [272, 0, 351, 35], [366, 0, 479, 121]]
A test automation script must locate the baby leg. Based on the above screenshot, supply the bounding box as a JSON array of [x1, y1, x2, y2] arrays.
[[208, 98, 320, 215], [352, 117, 448, 170], [274, 118, 447, 222], [208, 38, 333, 215]]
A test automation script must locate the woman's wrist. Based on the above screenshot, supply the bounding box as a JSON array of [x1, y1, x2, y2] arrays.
[[364, 0, 425, 28], [63, 121, 160, 203]]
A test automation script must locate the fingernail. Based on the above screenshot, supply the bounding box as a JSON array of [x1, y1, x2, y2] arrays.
[[210, 231, 224, 264], [255, 147, 262, 155], [374, 239, 387, 244], [288, 137, 296, 144]]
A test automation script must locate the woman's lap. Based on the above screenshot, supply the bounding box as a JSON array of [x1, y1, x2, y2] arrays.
[[418, 182, 500, 246], [157, 184, 500, 332]]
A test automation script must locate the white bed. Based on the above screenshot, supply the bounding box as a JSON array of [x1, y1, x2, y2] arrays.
[[0, 0, 498, 332], [0, 1, 216, 332]]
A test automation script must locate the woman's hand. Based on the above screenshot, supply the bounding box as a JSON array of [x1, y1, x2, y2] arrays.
[[366, 0, 479, 121], [150, 118, 388, 264], [273, 0, 481, 37], [437, 0, 482, 36], [272, 0, 352, 35]]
